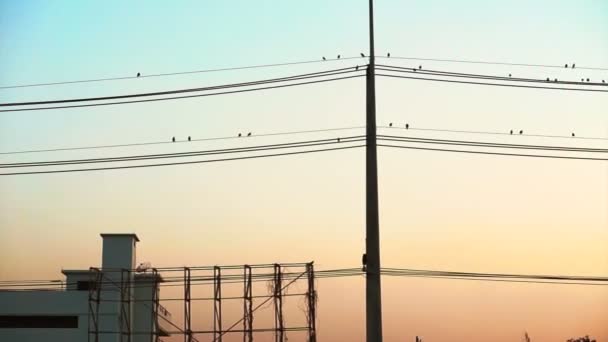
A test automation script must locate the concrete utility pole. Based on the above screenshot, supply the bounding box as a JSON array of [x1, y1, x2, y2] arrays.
[[365, 0, 383, 341]]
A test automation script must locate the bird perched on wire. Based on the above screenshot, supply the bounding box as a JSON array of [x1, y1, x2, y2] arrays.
[[572, 63, 576, 69], [355, 65, 359, 71], [337, 55, 341, 59], [510, 130, 513, 135], [188, 136, 191, 141], [405, 123, 409, 129], [361, 253, 367, 272], [509, 74, 512, 77], [519, 130, 523, 135], [322, 56, 326, 61], [418, 65, 422, 70], [389, 123, 393, 127], [337, 137, 341, 142], [137, 72, 141, 77], [238, 133, 242, 137], [172, 137, 175, 142], [360, 53, 365, 57], [586, 78, 590, 82], [554, 78, 558, 82], [387, 52, 390, 57], [546, 78, 550, 82], [565, 64, 568, 68], [247, 132, 252, 137], [571, 132, 575, 137]]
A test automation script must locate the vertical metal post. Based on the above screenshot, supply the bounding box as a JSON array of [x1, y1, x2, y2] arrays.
[[152, 268, 160, 342], [273, 264, 284, 342], [243, 265, 253, 342], [366, 0, 383, 342], [184, 267, 192, 342], [213, 266, 223, 342], [88, 267, 102, 342], [306, 263, 317, 342], [119, 269, 132, 342]]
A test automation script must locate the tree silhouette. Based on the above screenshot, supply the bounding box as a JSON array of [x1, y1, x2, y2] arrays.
[[567, 335, 596, 342]]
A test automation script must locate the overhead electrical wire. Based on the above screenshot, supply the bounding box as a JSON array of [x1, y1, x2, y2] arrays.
[[0, 68, 365, 112], [0, 136, 366, 168], [0, 56, 366, 90], [378, 143, 608, 161], [0, 144, 365, 176], [377, 135, 608, 153], [376, 55, 608, 71], [376, 64, 608, 87], [0, 126, 366, 155], [376, 68, 608, 92], [377, 125, 608, 141]]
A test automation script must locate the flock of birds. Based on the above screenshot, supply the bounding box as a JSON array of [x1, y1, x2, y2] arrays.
[[170, 132, 253, 142], [387, 122, 576, 137]]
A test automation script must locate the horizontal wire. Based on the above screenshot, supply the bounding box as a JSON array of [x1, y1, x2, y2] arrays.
[[0, 144, 365, 176], [0, 136, 365, 168], [376, 72, 608, 92], [0, 126, 365, 155], [1, 67, 360, 107], [376, 55, 608, 71], [378, 143, 608, 161], [377, 64, 608, 86], [0, 74, 364, 112], [0, 56, 365, 89], [377, 135, 608, 153], [377, 125, 608, 141]]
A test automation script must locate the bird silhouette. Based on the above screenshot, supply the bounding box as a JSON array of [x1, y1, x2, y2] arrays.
[[565, 64, 568, 68], [510, 130, 513, 135], [586, 78, 590, 82], [337, 137, 341, 142], [137, 72, 141, 77], [572, 133, 575, 137], [361, 253, 367, 272], [337, 55, 341, 59], [247, 132, 252, 137], [188, 136, 191, 141], [546, 78, 550, 82], [509, 74, 512, 77], [360, 53, 365, 57], [554, 78, 558, 82], [602, 80, 605, 83], [389, 123, 393, 127], [418, 65, 422, 70], [413, 68, 417, 72], [172, 137, 175, 142], [572, 63, 576, 69], [238, 133, 242, 137], [355, 65, 359, 71], [581, 78, 585, 82], [405, 123, 409, 129], [519, 130, 523, 135], [322, 56, 326, 61], [387, 52, 390, 57]]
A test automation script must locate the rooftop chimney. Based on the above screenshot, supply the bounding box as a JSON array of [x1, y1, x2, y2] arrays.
[[100, 233, 139, 271]]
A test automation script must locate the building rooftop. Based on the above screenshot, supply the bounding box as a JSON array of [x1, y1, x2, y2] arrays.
[[99, 233, 140, 242]]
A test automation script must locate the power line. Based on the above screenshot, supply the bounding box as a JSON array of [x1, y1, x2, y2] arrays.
[[1, 67, 362, 107], [0, 74, 364, 113], [376, 73, 608, 92], [378, 143, 608, 161], [377, 125, 608, 142], [0, 144, 365, 176], [376, 55, 608, 71], [0, 126, 366, 155], [377, 135, 608, 153], [0, 136, 365, 168], [376, 70, 608, 93], [0, 56, 366, 90], [376, 64, 608, 87]]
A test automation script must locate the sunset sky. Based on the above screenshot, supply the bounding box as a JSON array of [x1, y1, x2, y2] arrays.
[[1, 1, 607, 341]]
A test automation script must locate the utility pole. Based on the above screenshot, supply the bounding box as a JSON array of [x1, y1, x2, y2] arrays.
[[365, 0, 383, 341]]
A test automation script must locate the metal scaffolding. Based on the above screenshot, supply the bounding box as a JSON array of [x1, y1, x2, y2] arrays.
[[87, 262, 317, 342]]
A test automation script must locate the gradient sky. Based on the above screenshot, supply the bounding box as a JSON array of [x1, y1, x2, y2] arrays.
[[1, 1, 607, 341]]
